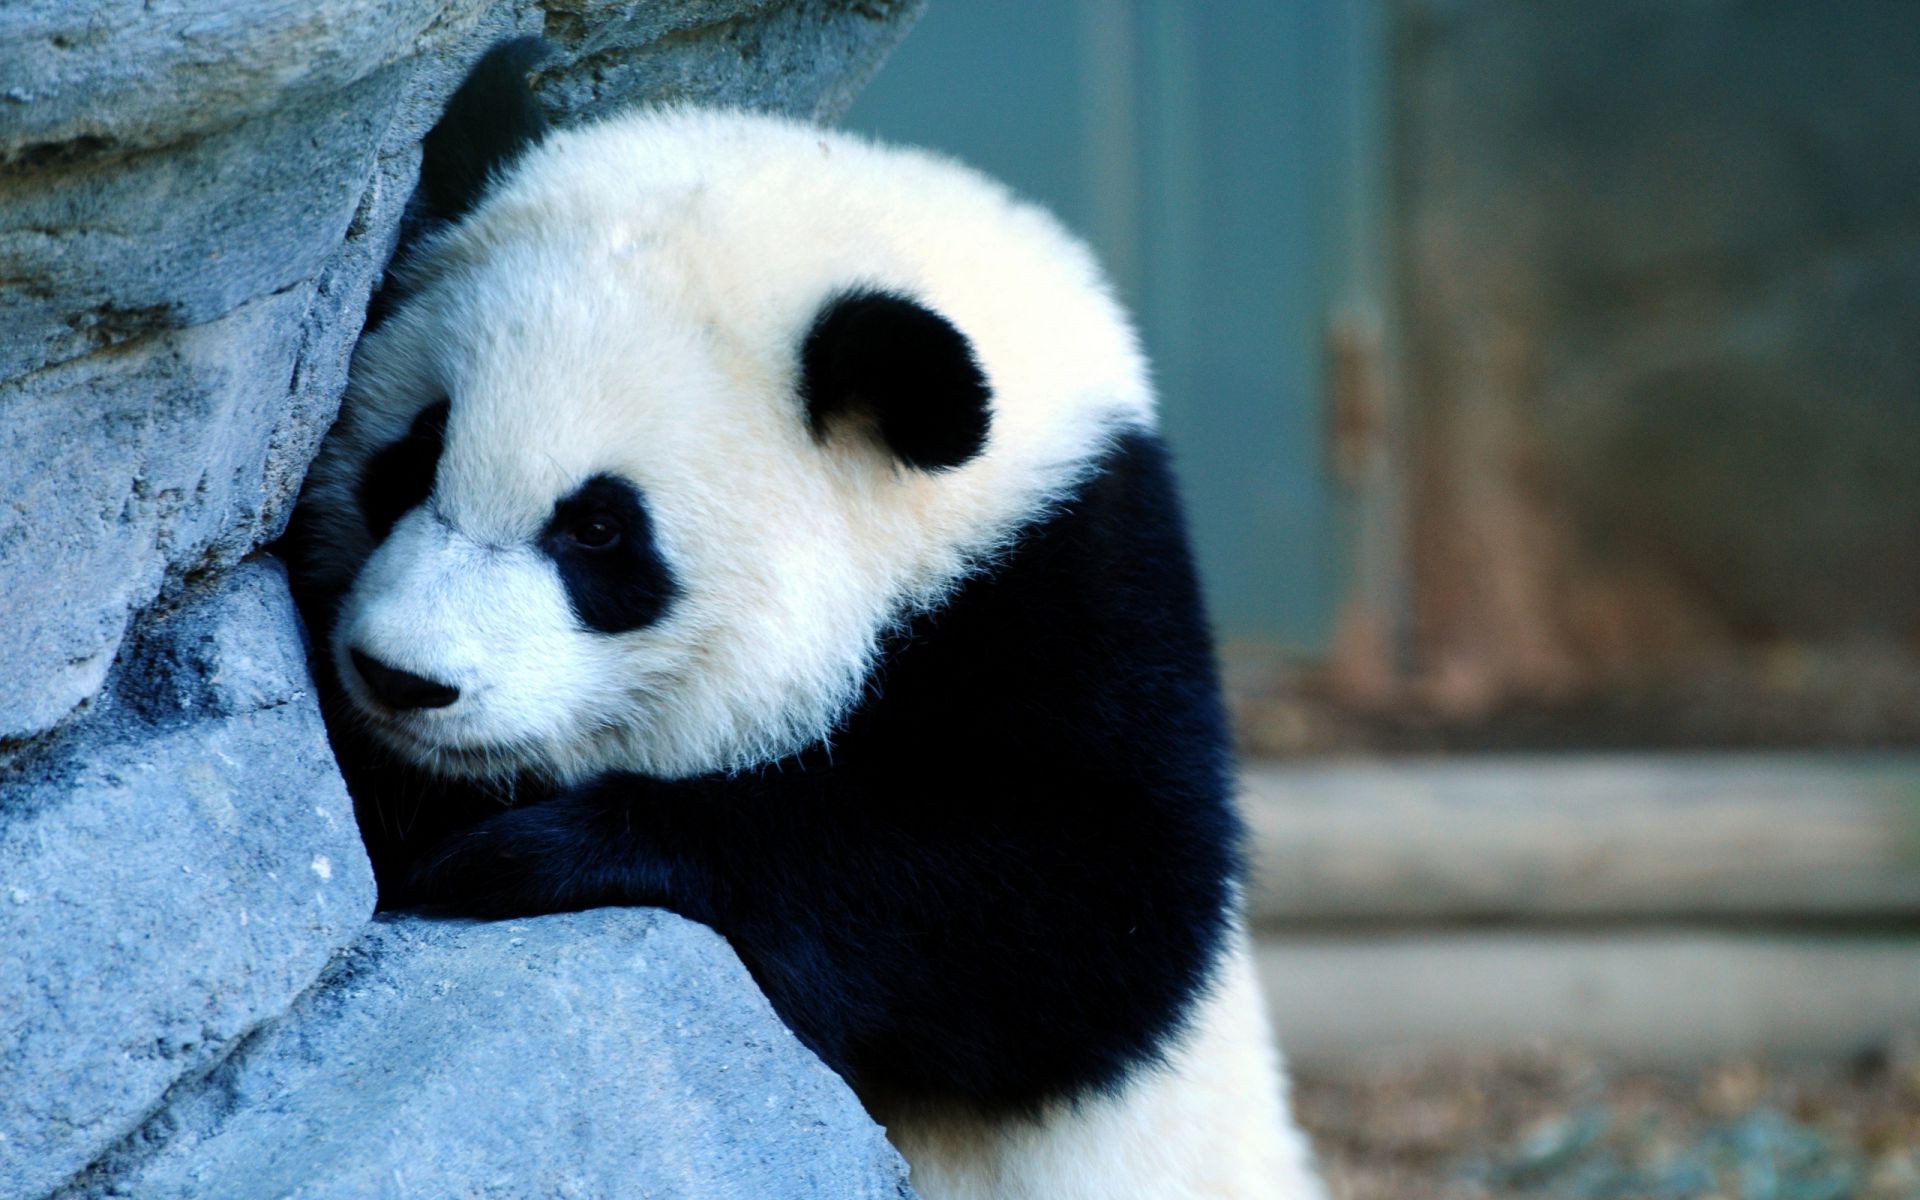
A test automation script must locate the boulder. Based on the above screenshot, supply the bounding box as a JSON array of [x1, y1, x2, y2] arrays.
[[59, 912, 915, 1200], [0, 563, 377, 1199]]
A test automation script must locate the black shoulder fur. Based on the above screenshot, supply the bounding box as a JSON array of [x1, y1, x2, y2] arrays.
[[324, 430, 1242, 1112]]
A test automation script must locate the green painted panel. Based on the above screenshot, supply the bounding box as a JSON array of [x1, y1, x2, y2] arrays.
[[845, 1, 1389, 652]]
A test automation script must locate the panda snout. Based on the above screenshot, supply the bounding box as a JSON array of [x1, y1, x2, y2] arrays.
[[348, 648, 462, 711]]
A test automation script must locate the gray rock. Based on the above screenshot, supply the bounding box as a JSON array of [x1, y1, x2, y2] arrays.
[[533, 0, 922, 125], [0, 1, 490, 166], [0, 562, 377, 1200], [0, 287, 330, 734], [0, 66, 407, 381], [61, 911, 917, 1200], [0, 0, 924, 739]]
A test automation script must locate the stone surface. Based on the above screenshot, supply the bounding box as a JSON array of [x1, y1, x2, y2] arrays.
[[59, 911, 916, 1200], [0, 562, 378, 1200], [0, 288, 335, 734], [0, 2, 489, 167], [0, 0, 923, 740]]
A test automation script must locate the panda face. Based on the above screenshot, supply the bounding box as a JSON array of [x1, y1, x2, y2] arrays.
[[314, 241, 849, 782], [297, 109, 1153, 783]]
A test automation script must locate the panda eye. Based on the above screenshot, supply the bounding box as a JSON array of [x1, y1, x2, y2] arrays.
[[568, 515, 621, 549], [540, 473, 676, 634]]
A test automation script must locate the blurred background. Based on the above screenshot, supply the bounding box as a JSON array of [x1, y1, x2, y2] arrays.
[[849, 3, 1920, 1197]]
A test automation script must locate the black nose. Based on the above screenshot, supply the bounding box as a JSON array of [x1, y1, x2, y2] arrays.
[[349, 649, 461, 710]]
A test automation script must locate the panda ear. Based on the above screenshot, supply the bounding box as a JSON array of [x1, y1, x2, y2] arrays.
[[800, 291, 992, 472], [419, 37, 551, 222]]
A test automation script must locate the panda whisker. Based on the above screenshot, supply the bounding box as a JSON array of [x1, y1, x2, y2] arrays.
[[396, 770, 428, 841]]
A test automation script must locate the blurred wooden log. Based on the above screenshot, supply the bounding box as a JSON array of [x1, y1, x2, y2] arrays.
[[1258, 929, 1920, 1067], [1243, 754, 1920, 924]]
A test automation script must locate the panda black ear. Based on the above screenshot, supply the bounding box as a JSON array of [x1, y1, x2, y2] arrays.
[[419, 37, 551, 222], [800, 291, 992, 472]]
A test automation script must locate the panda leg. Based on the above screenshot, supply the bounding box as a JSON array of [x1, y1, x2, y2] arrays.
[[876, 927, 1326, 1200]]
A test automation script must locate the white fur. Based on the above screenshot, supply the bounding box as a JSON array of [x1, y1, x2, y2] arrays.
[[301, 106, 1322, 1197], [303, 108, 1150, 783], [878, 931, 1326, 1200]]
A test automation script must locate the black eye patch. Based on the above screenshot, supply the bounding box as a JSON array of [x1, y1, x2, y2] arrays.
[[540, 474, 678, 634], [357, 399, 450, 542]]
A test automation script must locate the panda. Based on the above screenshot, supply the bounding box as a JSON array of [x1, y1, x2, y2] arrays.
[[289, 38, 1325, 1200]]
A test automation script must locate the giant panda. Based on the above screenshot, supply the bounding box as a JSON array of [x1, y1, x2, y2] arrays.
[[289, 38, 1325, 1200]]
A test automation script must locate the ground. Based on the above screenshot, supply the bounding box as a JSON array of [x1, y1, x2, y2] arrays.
[[1295, 1042, 1920, 1200]]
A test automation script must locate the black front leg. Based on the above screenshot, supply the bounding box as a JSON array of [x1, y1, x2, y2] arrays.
[[401, 785, 673, 919]]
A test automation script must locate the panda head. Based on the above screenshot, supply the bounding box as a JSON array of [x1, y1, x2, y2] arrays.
[[297, 61, 1150, 783]]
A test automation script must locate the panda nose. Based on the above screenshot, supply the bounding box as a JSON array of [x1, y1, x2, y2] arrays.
[[349, 648, 461, 710]]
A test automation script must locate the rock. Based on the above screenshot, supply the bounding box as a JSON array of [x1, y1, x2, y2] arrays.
[[0, 562, 378, 1200], [0, 287, 336, 734], [534, 0, 922, 125], [0, 2, 491, 168], [59, 911, 916, 1200]]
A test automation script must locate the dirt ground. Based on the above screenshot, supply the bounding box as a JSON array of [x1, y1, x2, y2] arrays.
[[1293, 1042, 1920, 1200]]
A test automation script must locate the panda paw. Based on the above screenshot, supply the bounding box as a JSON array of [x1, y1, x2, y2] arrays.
[[398, 785, 671, 919], [400, 804, 591, 918]]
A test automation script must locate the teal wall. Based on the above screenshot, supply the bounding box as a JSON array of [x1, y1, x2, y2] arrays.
[[845, 1, 1390, 652]]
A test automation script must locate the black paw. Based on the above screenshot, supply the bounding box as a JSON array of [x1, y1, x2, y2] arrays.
[[400, 807, 567, 918]]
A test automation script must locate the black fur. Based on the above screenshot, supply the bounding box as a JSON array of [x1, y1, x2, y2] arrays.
[[356, 398, 450, 541], [353, 430, 1240, 1112], [420, 37, 550, 222], [540, 474, 679, 634], [801, 290, 993, 471], [365, 39, 549, 334]]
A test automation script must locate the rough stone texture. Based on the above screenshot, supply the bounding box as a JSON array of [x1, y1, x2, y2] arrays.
[[0, 0, 923, 740], [58, 912, 916, 1200], [0, 288, 343, 734], [0, 3, 923, 1196], [0, 562, 377, 1200]]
